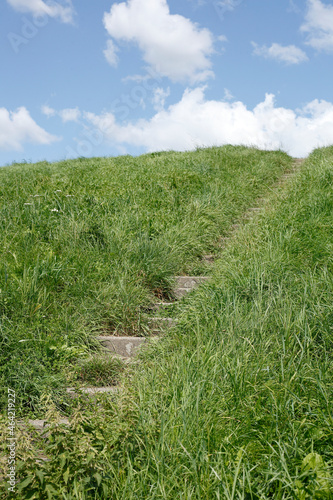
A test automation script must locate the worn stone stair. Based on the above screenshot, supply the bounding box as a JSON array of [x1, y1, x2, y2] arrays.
[[18, 418, 70, 432], [66, 161, 305, 400], [152, 301, 174, 310], [66, 386, 119, 398], [148, 317, 178, 332], [15, 418, 70, 462], [97, 336, 146, 358], [174, 276, 210, 298], [17, 160, 308, 435], [65, 339, 145, 398]]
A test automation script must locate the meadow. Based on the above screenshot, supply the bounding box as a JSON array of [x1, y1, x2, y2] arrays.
[[0, 145, 332, 498]]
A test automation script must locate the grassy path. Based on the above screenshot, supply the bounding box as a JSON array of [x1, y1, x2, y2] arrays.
[[0, 146, 292, 413], [8, 148, 333, 499]]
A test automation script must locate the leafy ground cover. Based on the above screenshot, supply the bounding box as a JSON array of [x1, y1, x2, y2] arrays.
[[0, 146, 290, 413], [2, 146, 332, 498]]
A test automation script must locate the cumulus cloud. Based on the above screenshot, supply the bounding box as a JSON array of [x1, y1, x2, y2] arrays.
[[252, 42, 308, 64], [59, 108, 81, 122], [103, 0, 214, 83], [103, 40, 119, 67], [6, 0, 74, 23], [152, 87, 170, 111], [42, 105, 81, 122], [83, 88, 333, 157], [41, 105, 56, 117], [223, 88, 234, 101], [301, 0, 333, 51], [0, 107, 59, 150]]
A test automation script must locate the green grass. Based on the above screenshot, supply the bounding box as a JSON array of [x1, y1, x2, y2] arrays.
[[71, 354, 124, 387], [0, 145, 291, 413], [2, 146, 332, 498]]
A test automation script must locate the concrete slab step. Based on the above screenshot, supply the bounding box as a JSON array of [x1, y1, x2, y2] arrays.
[[18, 418, 70, 431], [66, 386, 118, 398], [97, 336, 145, 358], [174, 287, 192, 299], [174, 276, 210, 288], [148, 317, 178, 330], [152, 301, 174, 310], [154, 302, 174, 308]]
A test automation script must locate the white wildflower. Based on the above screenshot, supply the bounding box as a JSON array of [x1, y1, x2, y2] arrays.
[[51, 208, 59, 212]]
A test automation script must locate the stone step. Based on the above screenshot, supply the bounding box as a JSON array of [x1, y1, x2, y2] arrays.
[[154, 301, 174, 307], [151, 301, 174, 311], [174, 287, 192, 299], [97, 336, 145, 358], [174, 276, 210, 288], [66, 386, 118, 398], [18, 418, 70, 432], [148, 317, 178, 330]]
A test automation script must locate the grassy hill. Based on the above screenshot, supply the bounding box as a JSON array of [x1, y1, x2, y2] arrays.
[[0, 146, 332, 498], [0, 146, 290, 412]]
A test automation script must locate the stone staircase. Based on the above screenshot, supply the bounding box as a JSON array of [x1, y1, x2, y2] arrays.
[[15, 158, 305, 460], [65, 275, 210, 398], [61, 158, 304, 399], [173, 276, 210, 298]]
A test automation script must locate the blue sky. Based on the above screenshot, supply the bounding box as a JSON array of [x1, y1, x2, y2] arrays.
[[1, 0, 333, 166]]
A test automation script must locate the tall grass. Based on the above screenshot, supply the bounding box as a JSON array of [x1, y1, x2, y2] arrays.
[[107, 146, 332, 498], [7, 146, 333, 499], [0, 146, 290, 412]]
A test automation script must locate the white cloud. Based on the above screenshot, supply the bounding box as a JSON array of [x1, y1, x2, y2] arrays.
[[121, 68, 162, 84], [41, 105, 56, 117], [252, 42, 308, 64], [288, 0, 302, 14], [301, 0, 333, 51], [223, 88, 234, 101], [59, 108, 81, 122], [84, 88, 333, 157], [0, 107, 59, 150], [42, 105, 81, 122], [152, 87, 170, 111], [103, 0, 214, 83], [104, 40, 119, 67], [6, 0, 74, 23]]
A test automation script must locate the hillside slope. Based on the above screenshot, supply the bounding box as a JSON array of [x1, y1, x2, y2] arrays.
[[3, 146, 332, 498], [0, 146, 291, 412]]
